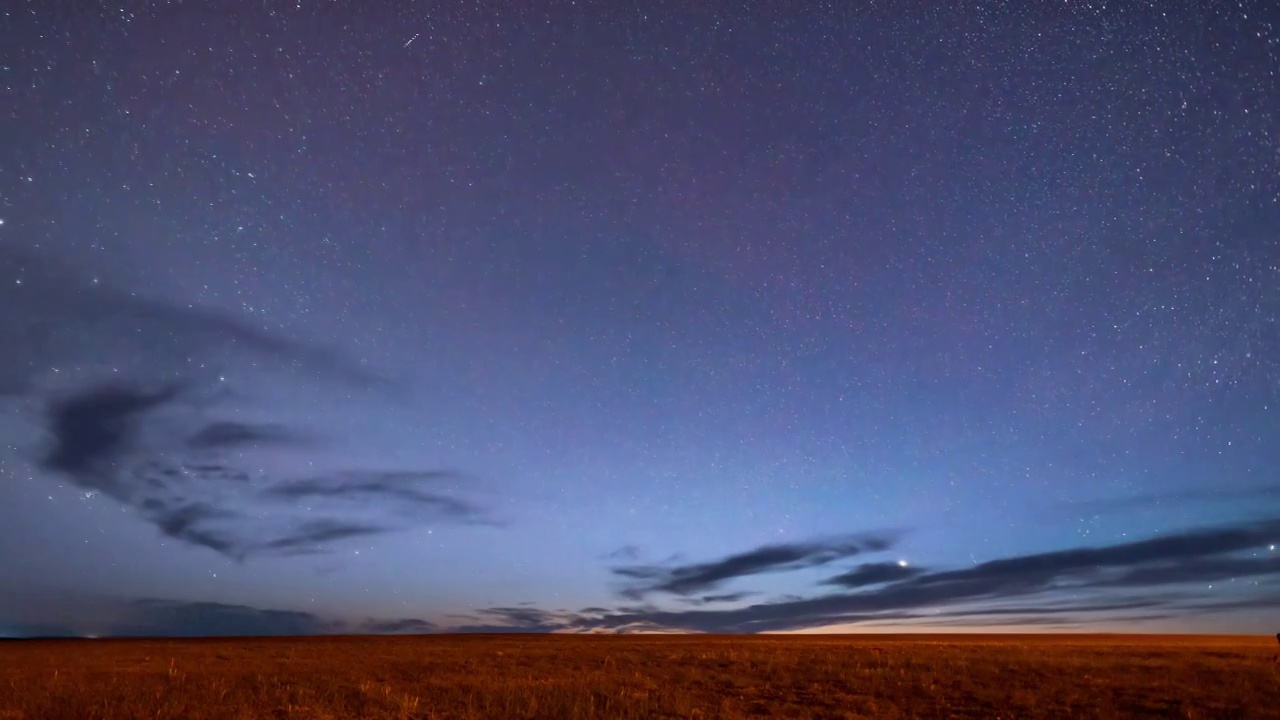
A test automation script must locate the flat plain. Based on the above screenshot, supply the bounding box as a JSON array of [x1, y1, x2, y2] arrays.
[[1, 634, 1277, 719]]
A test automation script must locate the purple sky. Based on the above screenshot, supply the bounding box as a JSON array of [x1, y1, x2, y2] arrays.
[[1, 0, 1277, 637]]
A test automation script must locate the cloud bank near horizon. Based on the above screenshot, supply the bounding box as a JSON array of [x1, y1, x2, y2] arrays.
[[5, 514, 1276, 638]]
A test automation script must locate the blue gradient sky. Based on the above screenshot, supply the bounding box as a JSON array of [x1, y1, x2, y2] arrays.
[[1, 1, 1278, 636]]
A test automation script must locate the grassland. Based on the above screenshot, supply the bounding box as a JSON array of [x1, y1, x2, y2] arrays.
[[1, 634, 1276, 719]]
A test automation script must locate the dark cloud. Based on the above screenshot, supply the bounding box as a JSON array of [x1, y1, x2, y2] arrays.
[[477, 606, 569, 629], [602, 545, 641, 561], [451, 607, 575, 633], [43, 383, 184, 479], [920, 598, 1169, 620], [695, 592, 757, 605], [912, 520, 1280, 591], [1090, 555, 1280, 589], [900, 616, 1112, 630], [4, 246, 486, 560], [612, 533, 896, 598], [34, 382, 492, 560], [86, 600, 438, 638], [574, 518, 1280, 633], [0, 624, 81, 639], [261, 471, 486, 522], [452, 625, 546, 634], [358, 618, 437, 635], [185, 421, 317, 451], [118, 599, 338, 637], [823, 562, 924, 589], [1, 595, 445, 639], [598, 600, 1173, 631], [1176, 594, 1280, 614], [147, 500, 242, 557], [255, 519, 389, 556]]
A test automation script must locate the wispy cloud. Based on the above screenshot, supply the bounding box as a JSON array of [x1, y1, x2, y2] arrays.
[[1066, 484, 1280, 515], [33, 381, 494, 559], [0, 245, 387, 394], [823, 561, 924, 589], [686, 592, 758, 606], [566, 518, 1280, 633], [261, 471, 484, 521], [451, 606, 575, 633], [601, 545, 641, 562], [358, 617, 437, 635], [611, 533, 896, 599], [25, 518, 1266, 638], [0, 593, 441, 639], [1, 247, 494, 560], [116, 599, 339, 637], [184, 421, 318, 451], [43, 383, 186, 479]]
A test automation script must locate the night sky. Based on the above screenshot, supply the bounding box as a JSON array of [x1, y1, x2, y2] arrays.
[[2, 1, 1278, 637]]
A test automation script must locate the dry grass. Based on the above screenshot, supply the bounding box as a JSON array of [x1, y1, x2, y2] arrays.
[[1, 634, 1277, 719]]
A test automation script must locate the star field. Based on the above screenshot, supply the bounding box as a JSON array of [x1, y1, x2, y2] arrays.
[[1, 1, 1278, 636]]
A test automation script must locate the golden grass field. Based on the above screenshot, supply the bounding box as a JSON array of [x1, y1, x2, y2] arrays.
[[1, 634, 1277, 719]]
